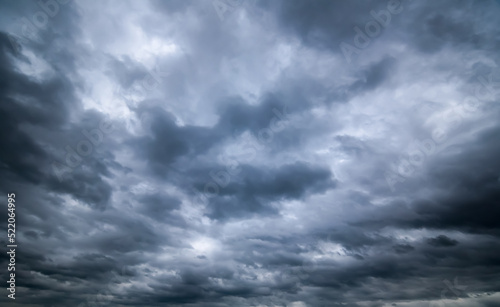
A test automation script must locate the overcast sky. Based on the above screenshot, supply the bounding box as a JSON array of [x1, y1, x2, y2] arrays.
[[1, 0, 500, 306]]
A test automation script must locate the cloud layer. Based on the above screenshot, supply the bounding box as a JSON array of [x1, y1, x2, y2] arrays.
[[0, 0, 500, 306]]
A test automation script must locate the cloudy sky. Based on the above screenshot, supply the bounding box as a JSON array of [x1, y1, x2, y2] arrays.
[[1, 0, 500, 306]]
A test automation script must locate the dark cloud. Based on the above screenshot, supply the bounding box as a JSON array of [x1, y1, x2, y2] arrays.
[[202, 162, 335, 220], [273, 0, 388, 52], [426, 235, 459, 247], [1, 0, 500, 306], [393, 243, 415, 254], [348, 56, 397, 92]]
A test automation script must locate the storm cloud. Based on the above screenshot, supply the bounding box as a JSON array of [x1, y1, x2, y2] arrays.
[[0, 0, 499, 306]]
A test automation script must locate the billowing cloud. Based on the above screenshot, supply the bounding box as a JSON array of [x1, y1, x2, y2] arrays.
[[0, 0, 499, 306]]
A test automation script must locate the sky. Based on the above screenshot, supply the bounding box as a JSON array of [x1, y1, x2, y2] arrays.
[[0, 0, 500, 306]]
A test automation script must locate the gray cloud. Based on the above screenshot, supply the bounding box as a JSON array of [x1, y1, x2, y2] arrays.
[[0, 0, 500, 306]]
